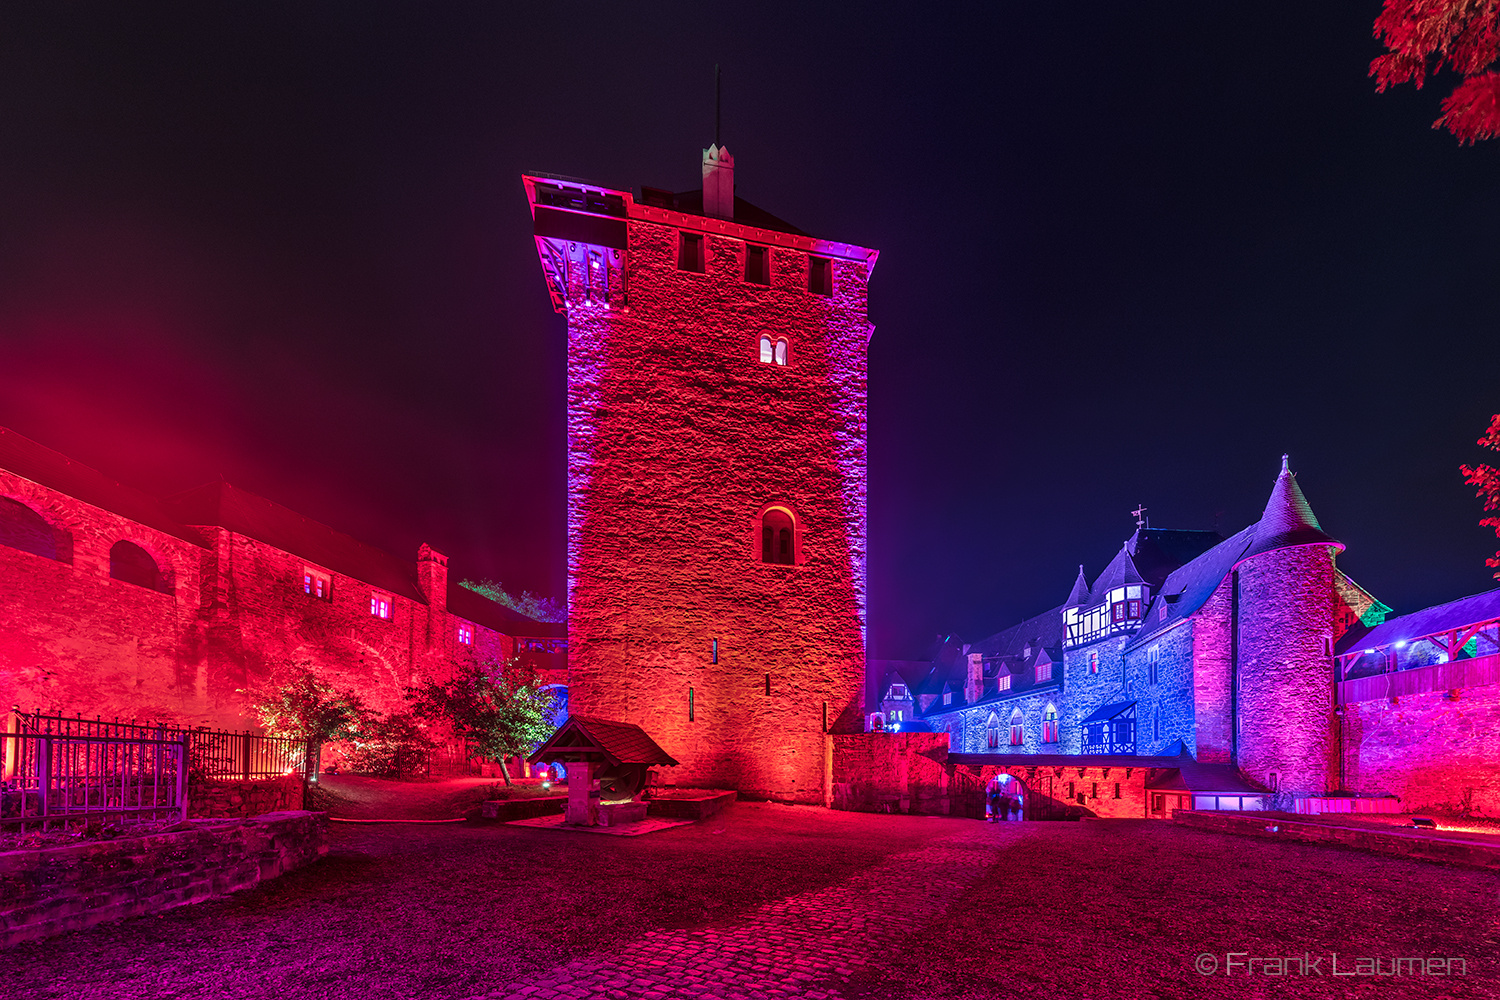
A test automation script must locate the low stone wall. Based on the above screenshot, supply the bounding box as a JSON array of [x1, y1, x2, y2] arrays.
[[0, 810, 328, 949], [479, 795, 568, 822], [189, 775, 304, 819], [1172, 810, 1500, 870], [647, 790, 737, 821], [830, 732, 951, 813]]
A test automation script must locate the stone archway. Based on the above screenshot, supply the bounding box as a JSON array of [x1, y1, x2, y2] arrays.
[[985, 771, 1028, 821]]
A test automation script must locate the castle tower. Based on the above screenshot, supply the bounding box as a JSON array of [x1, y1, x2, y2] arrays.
[[1234, 456, 1343, 797], [523, 150, 877, 803]]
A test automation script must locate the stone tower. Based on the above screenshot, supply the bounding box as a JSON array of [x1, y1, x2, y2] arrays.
[[523, 147, 877, 802], [1234, 457, 1342, 796]]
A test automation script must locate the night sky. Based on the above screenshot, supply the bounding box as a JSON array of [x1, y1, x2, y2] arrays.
[[1, 4, 1496, 658]]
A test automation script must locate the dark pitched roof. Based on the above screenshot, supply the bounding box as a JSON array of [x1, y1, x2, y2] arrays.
[[1080, 701, 1135, 724], [164, 480, 424, 601], [1336, 586, 1500, 655], [1065, 565, 1090, 607], [1127, 528, 1224, 589], [1240, 455, 1341, 561], [0, 426, 208, 547], [528, 715, 678, 767], [1144, 761, 1269, 794], [1083, 544, 1145, 608], [1128, 524, 1257, 649], [637, 188, 810, 237], [867, 659, 929, 711], [446, 583, 565, 639]]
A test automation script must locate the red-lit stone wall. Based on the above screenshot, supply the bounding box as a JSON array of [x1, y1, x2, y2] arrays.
[[1236, 545, 1339, 795], [1343, 688, 1500, 816], [0, 471, 210, 723], [565, 217, 871, 803], [1, 471, 531, 731], [1191, 576, 1234, 763]]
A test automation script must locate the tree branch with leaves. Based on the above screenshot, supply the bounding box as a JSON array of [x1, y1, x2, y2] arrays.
[[1372, 0, 1500, 143], [1461, 413, 1500, 579], [406, 656, 558, 786], [244, 662, 368, 774]]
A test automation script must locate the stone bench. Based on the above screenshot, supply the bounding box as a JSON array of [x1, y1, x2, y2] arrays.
[[598, 800, 649, 826]]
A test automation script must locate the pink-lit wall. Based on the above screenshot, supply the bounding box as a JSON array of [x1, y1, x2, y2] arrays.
[[1236, 544, 1339, 796], [558, 203, 872, 802]]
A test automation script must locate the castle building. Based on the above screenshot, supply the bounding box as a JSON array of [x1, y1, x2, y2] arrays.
[[0, 426, 565, 732], [885, 458, 1428, 816], [524, 144, 876, 802]]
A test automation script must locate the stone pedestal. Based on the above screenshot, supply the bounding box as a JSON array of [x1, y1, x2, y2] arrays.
[[565, 762, 600, 826]]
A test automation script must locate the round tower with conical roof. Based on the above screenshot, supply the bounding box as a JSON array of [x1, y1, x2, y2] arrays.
[[1233, 456, 1343, 798]]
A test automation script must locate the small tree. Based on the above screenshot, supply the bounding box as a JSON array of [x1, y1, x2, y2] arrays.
[[406, 656, 557, 786], [342, 710, 439, 779], [244, 663, 367, 774], [1460, 413, 1500, 579]]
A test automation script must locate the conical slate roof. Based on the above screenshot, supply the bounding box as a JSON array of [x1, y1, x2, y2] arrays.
[[1065, 565, 1090, 607], [1241, 455, 1341, 561]]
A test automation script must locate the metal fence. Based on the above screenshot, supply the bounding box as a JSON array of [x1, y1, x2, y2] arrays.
[[0, 731, 188, 831], [5, 708, 308, 782]]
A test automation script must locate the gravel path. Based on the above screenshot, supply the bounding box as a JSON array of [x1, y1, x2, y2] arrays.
[[7, 806, 1497, 999]]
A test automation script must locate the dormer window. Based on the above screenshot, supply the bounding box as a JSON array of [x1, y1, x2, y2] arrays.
[[943, 690, 952, 706], [890, 683, 908, 700], [1036, 660, 1053, 683], [458, 624, 473, 645], [996, 674, 1011, 692]]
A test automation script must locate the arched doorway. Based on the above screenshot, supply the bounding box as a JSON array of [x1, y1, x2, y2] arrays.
[[985, 772, 1027, 822]]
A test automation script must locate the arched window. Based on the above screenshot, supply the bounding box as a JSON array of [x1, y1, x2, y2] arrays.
[[1043, 704, 1059, 744], [760, 507, 795, 565], [985, 713, 1000, 749], [0, 498, 59, 560], [110, 541, 167, 593], [871, 713, 885, 732], [758, 335, 789, 366], [1009, 709, 1024, 746]]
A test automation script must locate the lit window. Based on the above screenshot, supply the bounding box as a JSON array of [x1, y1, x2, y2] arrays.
[[1036, 660, 1053, 683], [744, 244, 769, 285], [760, 506, 795, 565], [1043, 704, 1059, 744], [1111, 602, 1126, 624], [758, 335, 789, 366], [890, 683, 908, 700], [1009, 709, 1024, 746], [458, 624, 473, 645], [807, 255, 832, 295], [1088, 651, 1099, 675], [677, 232, 705, 272], [996, 674, 1011, 692], [303, 568, 331, 601], [986, 718, 999, 749], [1148, 645, 1160, 685], [943, 691, 952, 705], [370, 594, 393, 620], [1127, 600, 1142, 619]]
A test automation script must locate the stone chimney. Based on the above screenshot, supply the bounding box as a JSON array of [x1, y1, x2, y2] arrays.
[[417, 543, 448, 614], [702, 143, 734, 219], [965, 653, 984, 706]]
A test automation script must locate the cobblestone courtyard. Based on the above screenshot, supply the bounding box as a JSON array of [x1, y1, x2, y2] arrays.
[[9, 804, 1498, 999]]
